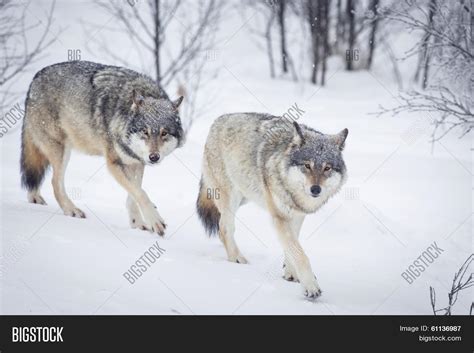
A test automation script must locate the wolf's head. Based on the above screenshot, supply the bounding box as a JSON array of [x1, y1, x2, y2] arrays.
[[126, 91, 185, 165], [285, 122, 348, 212]]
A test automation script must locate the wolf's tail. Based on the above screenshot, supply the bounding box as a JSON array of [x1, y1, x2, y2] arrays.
[[196, 178, 220, 236], [20, 124, 49, 192]]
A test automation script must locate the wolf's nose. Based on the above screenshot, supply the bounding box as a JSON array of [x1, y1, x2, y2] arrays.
[[149, 153, 160, 163], [310, 185, 321, 197]]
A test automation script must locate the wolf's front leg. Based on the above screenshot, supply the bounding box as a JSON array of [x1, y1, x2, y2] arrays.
[[274, 217, 322, 299], [283, 259, 299, 282], [107, 157, 166, 235], [282, 215, 305, 282], [123, 164, 149, 231]]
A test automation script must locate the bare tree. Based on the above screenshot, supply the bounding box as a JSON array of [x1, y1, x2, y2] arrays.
[[366, 0, 379, 69], [346, 0, 355, 70], [379, 0, 473, 140], [320, 0, 331, 86], [430, 254, 473, 315], [379, 34, 403, 89], [276, 0, 289, 74], [87, 0, 223, 129], [333, 0, 390, 70], [153, 0, 162, 83], [242, 1, 277, 78], [378, 86, 473, 140], [420, 0, 436, 89], [241, 0, 298, 80], [306, 0, 321, 84], [0, 0, 56, 110], [303, 0, 336, 85], [246, 0, 397, 85], [265, 9, 277, 79], [413, 0, 436, 88], [335, 0, 344, 51]]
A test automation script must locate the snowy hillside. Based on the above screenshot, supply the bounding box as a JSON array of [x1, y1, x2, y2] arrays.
[[1, 0, 472, 315]]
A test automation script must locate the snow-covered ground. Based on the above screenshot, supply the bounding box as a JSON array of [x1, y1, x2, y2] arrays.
[[1, 1, 472, 315]]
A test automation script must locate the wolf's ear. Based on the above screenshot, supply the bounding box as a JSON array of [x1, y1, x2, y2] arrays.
[[291, 121, 305, 147], [332, 128, 348, 151], [172, 96, 184, 111], [132, 90, 145, 109]]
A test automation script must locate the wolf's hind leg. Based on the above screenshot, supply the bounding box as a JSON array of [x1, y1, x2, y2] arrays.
[[124, 164, 149, 231], [27, 191, 47, 205], [45, 143, 85, 218], [219, 212, 248, 264], [21, 127, 49, 205], [217, 194, 248, 264]]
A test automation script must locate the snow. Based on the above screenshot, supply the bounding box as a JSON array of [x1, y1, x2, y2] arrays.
[[1, 1, 472, 315]]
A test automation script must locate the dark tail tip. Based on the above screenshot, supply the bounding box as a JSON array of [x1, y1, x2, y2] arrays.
[[196, 179, 220, 236], [20, 127, 49, 192], [20, 164, 47, 191]]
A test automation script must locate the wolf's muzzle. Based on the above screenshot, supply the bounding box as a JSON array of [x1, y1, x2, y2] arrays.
[[149, 153, 160, 164], [310, 185, 321, 197]]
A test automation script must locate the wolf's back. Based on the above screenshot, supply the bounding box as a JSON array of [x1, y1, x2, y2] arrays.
[[24, 61, 107, 121], [25, 61, 164, 121]]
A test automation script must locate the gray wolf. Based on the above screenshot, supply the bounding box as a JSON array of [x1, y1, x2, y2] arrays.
[[197, 113, 348, 299], [20, 61, 184, 235]]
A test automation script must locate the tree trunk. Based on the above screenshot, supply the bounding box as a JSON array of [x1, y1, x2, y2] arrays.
[[321, 0, 330, 85], [266, 10, 276, 79], [153, 0, 161, 84], [346, 0, 355, 70], [308, 0, 321, 84], [335, 0, 343, 50], [422, 0, 436, 89], [367, 0, 379, 69], [414, 0, 436, 87], [278, 0, 288, 74]]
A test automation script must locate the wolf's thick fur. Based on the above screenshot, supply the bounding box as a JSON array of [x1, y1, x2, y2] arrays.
[[197, 113, 348, 299], [21, 61, 184, 234]]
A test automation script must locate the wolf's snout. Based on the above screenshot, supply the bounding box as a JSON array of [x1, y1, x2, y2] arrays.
[[149, 153, 160, 163], [310, 185, 321, 197]]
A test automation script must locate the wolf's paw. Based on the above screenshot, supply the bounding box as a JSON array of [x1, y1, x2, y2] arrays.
[[64, 207, 86, 218], [28, 194, 47, 205], [143, 207, 167, 236], [151, 221, 167, 236], [283, 263, 299, 282], [228, 253, 248, 264], [283, 272, 299, 282], [131, 218, 152, 232], [302, 277, 322, 300], [304, 287, 322, 300]]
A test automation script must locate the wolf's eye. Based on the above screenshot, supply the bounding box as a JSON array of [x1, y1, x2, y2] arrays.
[[304, 163, 311, 170], [161, 130, 168, 137], [324, 166, 332, 172]]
